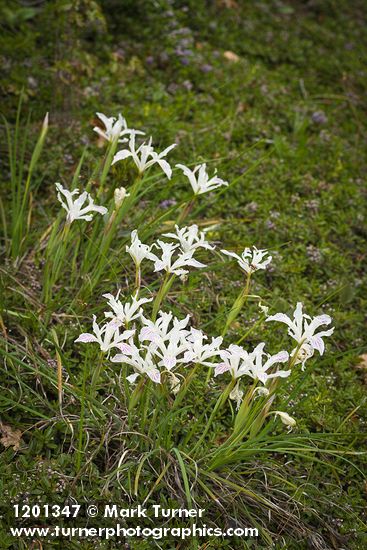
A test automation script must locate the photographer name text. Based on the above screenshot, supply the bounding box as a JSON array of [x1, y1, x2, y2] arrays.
[[13, 503, 205, 520]]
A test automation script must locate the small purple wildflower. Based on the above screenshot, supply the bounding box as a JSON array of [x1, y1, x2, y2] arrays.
[[175, 48, 193, 57], [201, 64, 213, 73], [265, 220, 276, 230], [160, 199, 177, 209], [311, 111, 327, 125]]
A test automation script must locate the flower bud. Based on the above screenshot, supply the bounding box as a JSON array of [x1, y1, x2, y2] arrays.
[[169, 373, 181, 395], [274, 411, 296, 428], [258, 302, 269, 315], [254, 387, 269, 397], [42, 112, 49, 133], [114, 187, 129, 208], [230, 383, 244, 410]]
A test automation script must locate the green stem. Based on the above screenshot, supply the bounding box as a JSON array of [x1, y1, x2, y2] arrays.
[[76, 351, 89, 472], [128, 377, 146, 412], [233, 380, 257, 433], [90, 350, 105, 397], [42, 221, 71, 304], [151, 273, 174, 321], [177, 197, 195, 225], [209, 392, 269, 465], [222, 272, 252, 337], [135, 265, 141, 293], [78, 174, 143, 299], [97, 139, 119, 198], [171, 364, 199, 412], [190, 379, 236, 457], [140, 381, 151, 432]]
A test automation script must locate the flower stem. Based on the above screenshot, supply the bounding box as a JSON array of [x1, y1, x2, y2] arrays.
[[42, 221, 71, 304], [222, 272, 252, 337], [97, 139, 119, 198], [76, 355, 88, 472], [190, 379, 236, 457], [177, 197, 195, 225], [151, 273, 174, 321], [135, 265, 141, 293], [128, 377, 146, 412], [90, 351, 105, 397], [171, 363, 199, 411]]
